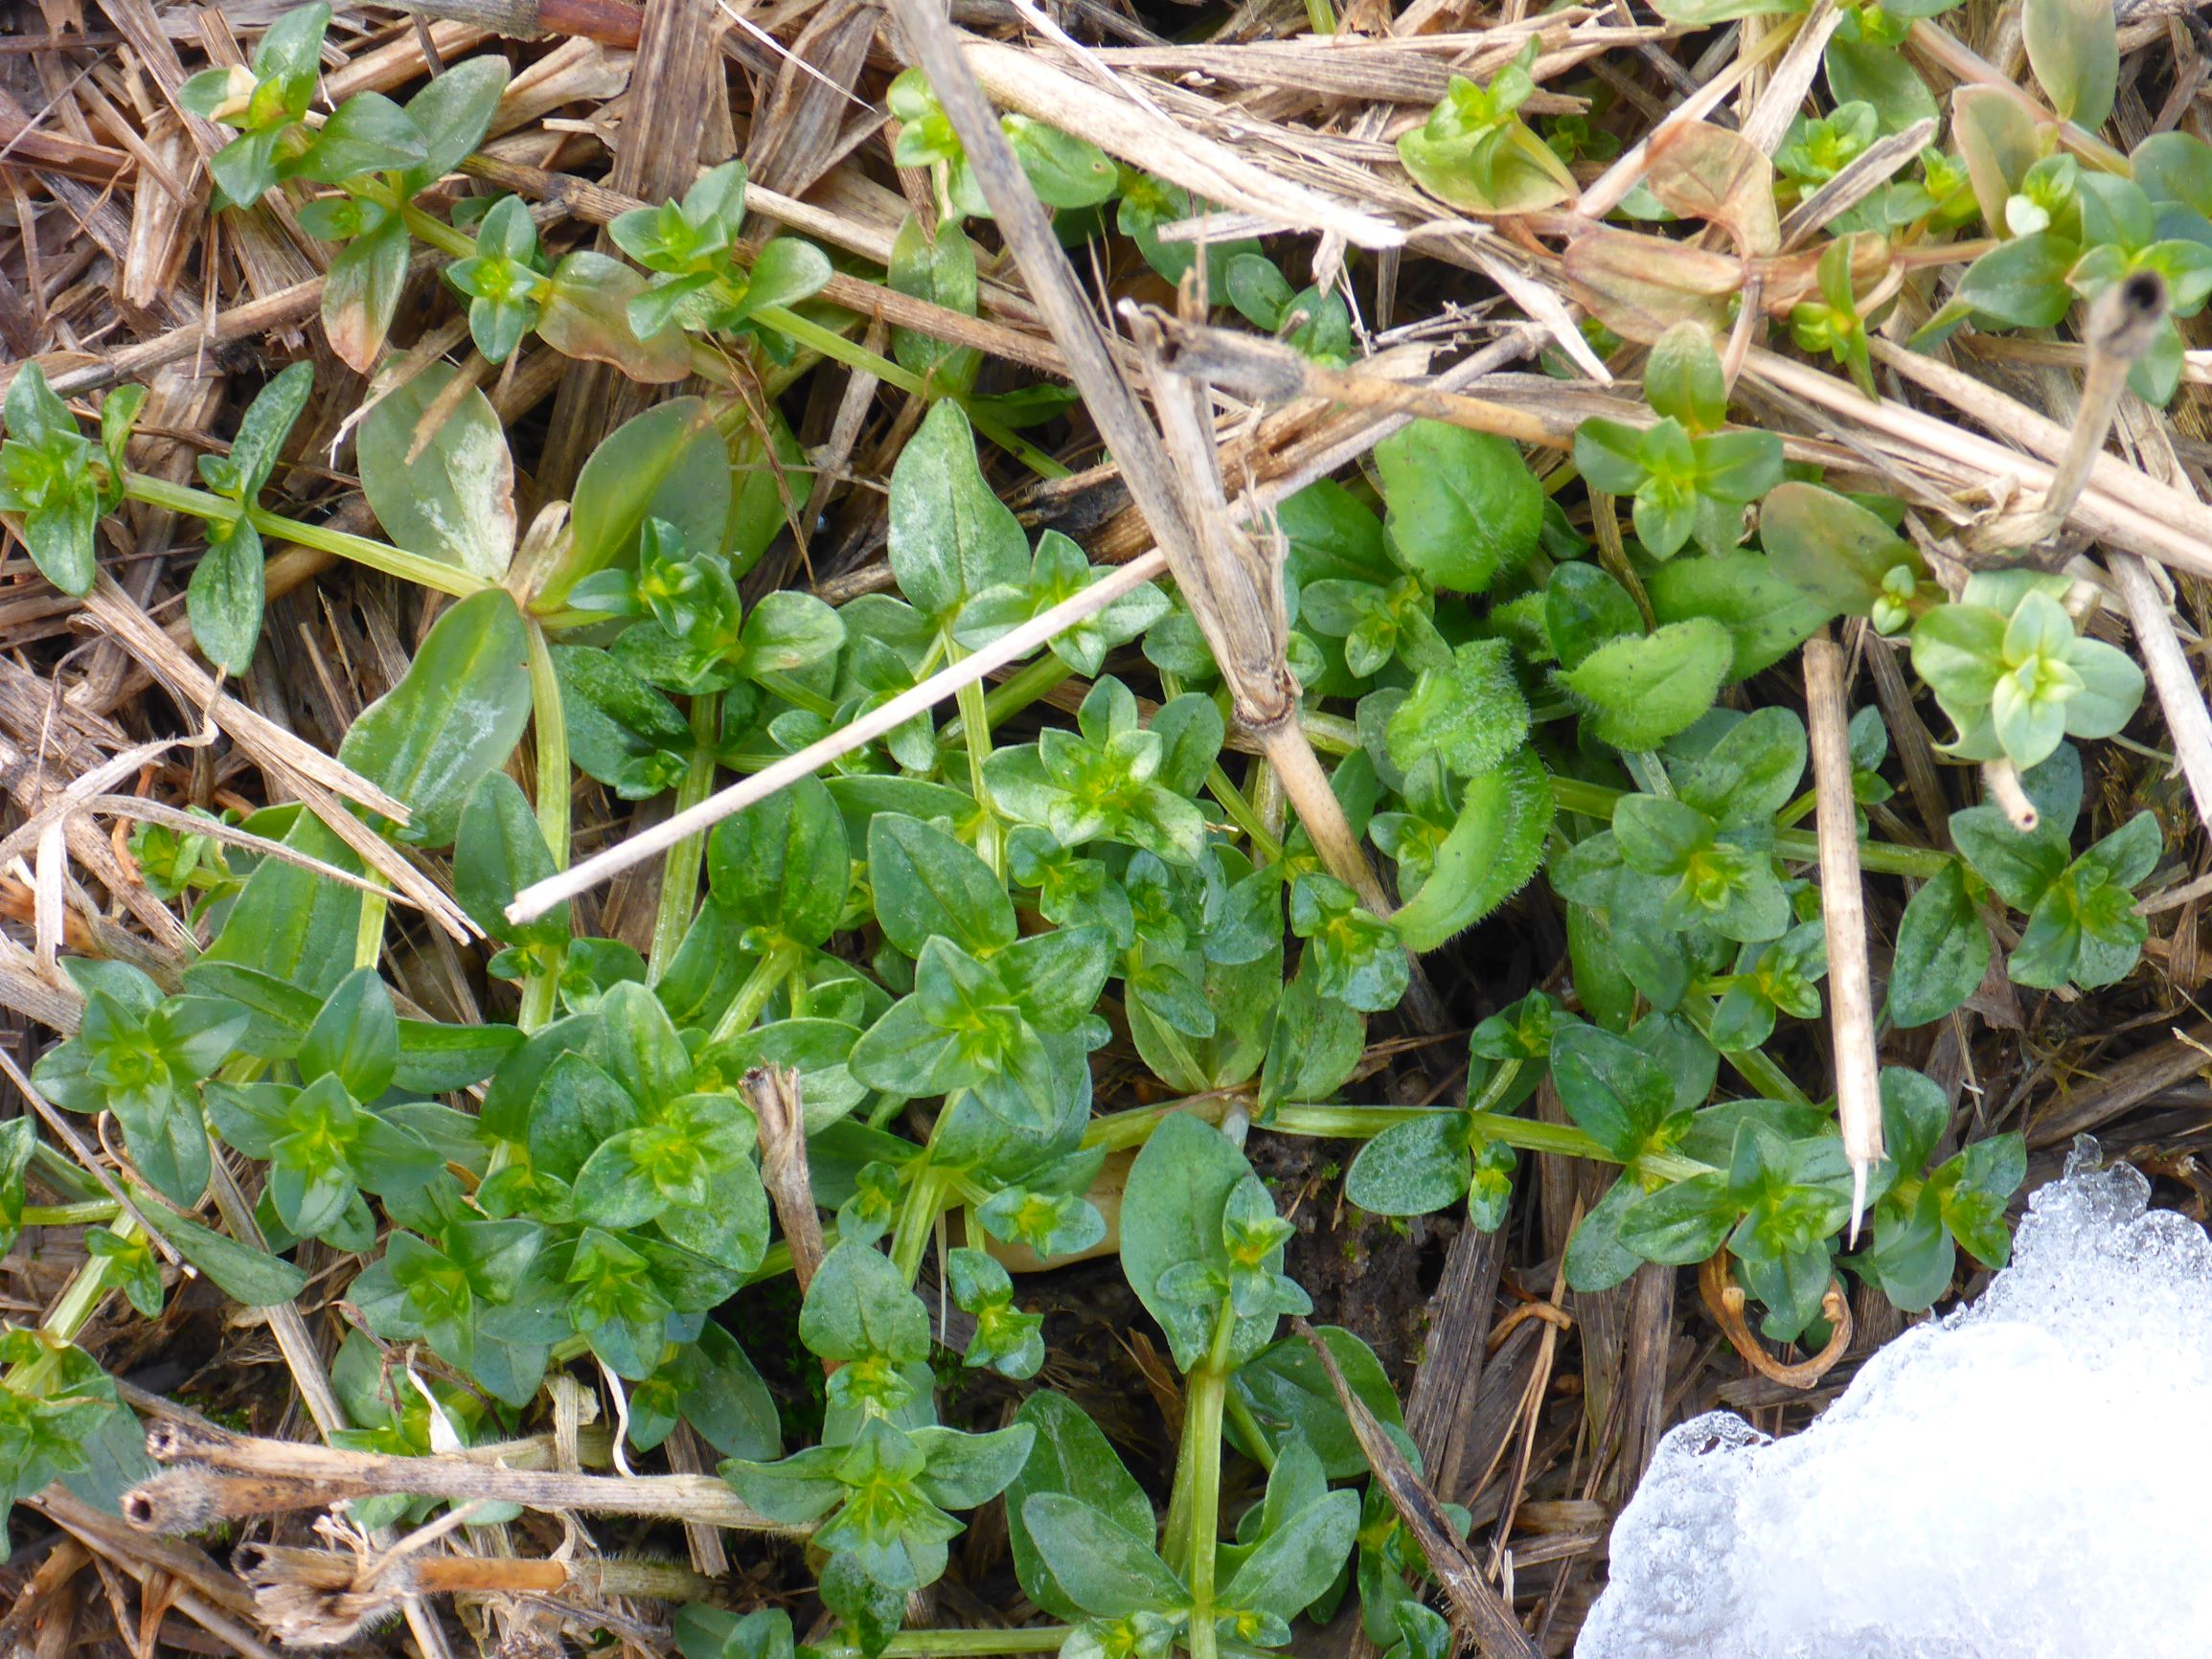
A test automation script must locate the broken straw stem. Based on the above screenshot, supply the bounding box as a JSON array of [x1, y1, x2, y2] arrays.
[[1804, 636, 1883, 1237], [127, 1420, 787, 1534], [1964, 271, 2168, 562], [1982, 760, 2039, 833]]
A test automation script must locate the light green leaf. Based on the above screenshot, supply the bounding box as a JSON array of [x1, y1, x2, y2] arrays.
[[1558, 618, 1732, 749], [338, 588, 532, 848], [1375, 420, 1542, 593], [358, 361, 516, 580]]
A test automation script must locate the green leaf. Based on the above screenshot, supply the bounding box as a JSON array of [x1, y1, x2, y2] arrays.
[[537, 251, 695, 384], [890, 216, 981, 386], [455, 772, 564, 945], [867, 813, 1016, 960], [1674, 707, 1807, 828], [193, 811, 364, 997], [133, 1196, 308, 1306], [1019, 1494, 1188, 1619], [296, 91, 426, 184], [1618, 1171, 1736, 1263], [338, 589, 532, 848], [1558, 618, 1732, 749], [992, 927, 1115, 1034], [1545, 563, 1642, 671], [1120, 1113, 1283, 1372], [1614, 795, 1715, 875], [800, 1240, 929, 1367], [1824, 40, 1939, 137], [1220, 1488, 1359, 1624], [736, 239, 832, 318], [1549, 1023, 1679, 1161], [887, 400, 1028, 627], [676, 1607, 793, 1659], [1930, 233, 2080, 336], [2024, 0, 2117, 129], [1005, 116, 1117, 209], [1257, 967, 1364, 1110], [1647, 547, 1829, 681], [1949, 744, 2078, 909], [1887, 861, 1989, 1027], [358, 362, 516, 580], [1935, 1133, 2025, 1266], [396, 1018, 522, 1094], [1385, 639, 1528, 779], [187, 516, 265, 675], [1758, 482, 1919, 617], [1572, 418, 1651, 496], [554, 398, 724, 602], [301, 968, 399, 1102], [1375, 420, 1542, 593], [912, 1421, 1037, 1509], [708, 773, 850, 949], [679, 1322, 782, 1461], [208, 363, 313, 504], [1005, 1394, 1157, 1621], [1881, 1065, 1950, 1176], [1562, 1174, 1646, 1292], [1227, 254, 1296, 330], [322, 213, 412, 374], [1390, 745, 1554, 951], [1644, 321, 1728, 432], [1345, 1112, 1470, 1216], [403, 54, 509, 183], [1227, 1326, 1403, 1480]]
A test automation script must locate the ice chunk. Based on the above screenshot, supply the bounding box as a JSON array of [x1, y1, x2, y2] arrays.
[[1579, 1141, 2212, 1659]]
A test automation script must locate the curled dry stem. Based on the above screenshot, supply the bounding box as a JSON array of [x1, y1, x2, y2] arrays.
[[1698, 1251, 1854, 1389]]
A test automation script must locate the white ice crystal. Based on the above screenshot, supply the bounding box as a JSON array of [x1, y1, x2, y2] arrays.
[[1578, 1140, 2212, 1658]]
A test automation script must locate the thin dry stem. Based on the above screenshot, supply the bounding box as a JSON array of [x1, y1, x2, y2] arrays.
[[507, 550, 1169, 923]]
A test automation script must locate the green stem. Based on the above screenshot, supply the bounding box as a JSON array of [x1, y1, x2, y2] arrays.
[[649, 694, 720, 983], [18, 1201, 121, 1227], [1546, 776, 1950, 878], [353, 888, 388, 973], [1224, 1388, 1276, 1473], [936, 654, 1071, 753], [945, 639, 1002, 878], [753, 670, 835, 721], [1679, 996, 1816, 1111], [752, 307, 1067, 479], [822, 1631, 1072, 1658], [1622, 752, 1675, 799], [1207, 762, 1282, 863], [30, 1143, 103, 1203], [709, 940, 805, 1046], [1268, 1104, 1711, 1183], [5, 1214, 141, 1395], [1081, 1093, 1248, 1154], [889, 1164, 945, 1287], [1181, 1303, 1237, 1659], [121, 474, 490, 600], [521, 623, 570, 1034]]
